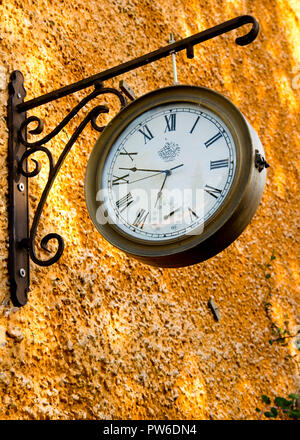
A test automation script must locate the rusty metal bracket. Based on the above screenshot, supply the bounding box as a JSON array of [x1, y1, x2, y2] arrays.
[[8, 71, 30, 306], [7, 15, 260, 306], [8, 75, 126, 307]]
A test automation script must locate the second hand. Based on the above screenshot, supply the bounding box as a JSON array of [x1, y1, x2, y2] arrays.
[[119, 164, 184, 185]]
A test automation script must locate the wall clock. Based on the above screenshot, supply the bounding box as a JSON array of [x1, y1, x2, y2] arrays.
[[85, 85, 267, 267]]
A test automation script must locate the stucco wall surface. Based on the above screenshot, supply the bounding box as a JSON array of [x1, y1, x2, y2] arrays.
[[0, 0, 299, 420]]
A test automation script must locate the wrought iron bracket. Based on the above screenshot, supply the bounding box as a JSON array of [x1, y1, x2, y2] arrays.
[[7, 15, 259, 306], [8, 71, 30, 306]]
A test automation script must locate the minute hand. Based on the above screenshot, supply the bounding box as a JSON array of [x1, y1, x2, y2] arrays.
[[119, 164, 183, 173]]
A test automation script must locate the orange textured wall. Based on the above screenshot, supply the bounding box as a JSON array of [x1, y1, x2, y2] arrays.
[[0, 0, 299, 420]]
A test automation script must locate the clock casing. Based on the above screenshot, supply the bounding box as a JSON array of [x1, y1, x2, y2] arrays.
[[85, 85, 267, 267]]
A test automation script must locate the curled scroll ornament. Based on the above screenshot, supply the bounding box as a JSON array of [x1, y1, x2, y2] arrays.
[[18, 85, 126, 266]]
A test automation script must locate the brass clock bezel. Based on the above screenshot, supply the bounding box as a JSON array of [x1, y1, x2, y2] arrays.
[[85, 85, 266, 267]]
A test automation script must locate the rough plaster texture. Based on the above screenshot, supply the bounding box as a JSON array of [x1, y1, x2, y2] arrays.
[[0, 0, 299, 420]]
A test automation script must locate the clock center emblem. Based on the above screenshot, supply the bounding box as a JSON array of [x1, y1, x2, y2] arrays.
[[158, 141, 180, 162]]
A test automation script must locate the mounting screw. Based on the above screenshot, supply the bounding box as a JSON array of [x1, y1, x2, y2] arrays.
[[17, 183, 25, 192], [19, 268, 26, 278], [17, 93, 21, 99]]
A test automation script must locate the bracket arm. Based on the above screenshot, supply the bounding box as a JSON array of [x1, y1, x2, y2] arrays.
[[17, 15, 259, 112]]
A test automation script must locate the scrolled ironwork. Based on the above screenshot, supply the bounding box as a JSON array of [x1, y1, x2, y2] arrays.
[[18, 147, 53, 178], [19, 88, 126, 267], [18, 86, 126, 147]]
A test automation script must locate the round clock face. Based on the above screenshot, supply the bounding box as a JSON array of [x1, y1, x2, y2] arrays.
[[85, 86, 266, 267], [101, 103, 236, 243]]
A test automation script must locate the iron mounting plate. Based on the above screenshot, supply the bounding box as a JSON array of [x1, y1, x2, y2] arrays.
[[7, 71, 29, 306]]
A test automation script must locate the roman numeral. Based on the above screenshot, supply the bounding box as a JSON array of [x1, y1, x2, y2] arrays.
[[210, 159, 229, 170], [164, 113, 176, 132], [164, 207, 181, 220], [133, 209, 149, 229], [205, 132, 223, 148], [116, 193, 133, 211], [119, 148, 138, 161], [112, 174, 129, 185], [188, 207, 199, 221], [190, 116, 200, 134], [204, 185, 222, 199], [138, 124, 154, 143]]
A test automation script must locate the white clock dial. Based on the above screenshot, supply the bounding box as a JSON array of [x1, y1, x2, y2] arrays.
[[101, 103, 236, 242]]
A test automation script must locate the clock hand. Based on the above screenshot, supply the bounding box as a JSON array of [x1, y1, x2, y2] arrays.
[[129, 171, 164, 184], [119, 167, 166, 173], [119, 164, 184, 173], [116, 163, 184, 186], [155, 171, 170, 207], [169, 164, 184, 172], [154, 164, 184, 207]]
